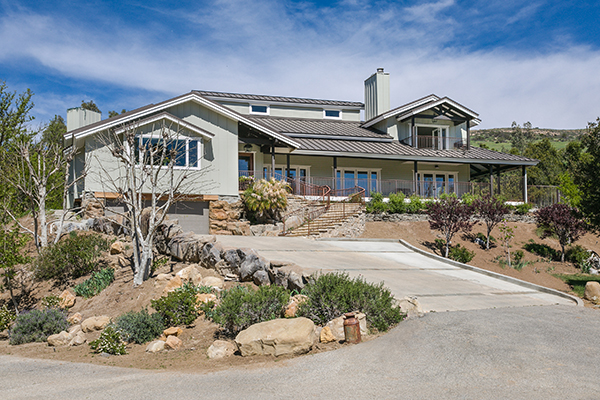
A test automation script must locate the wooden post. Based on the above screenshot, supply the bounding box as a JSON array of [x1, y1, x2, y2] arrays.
[[522, 165, 528, 203]]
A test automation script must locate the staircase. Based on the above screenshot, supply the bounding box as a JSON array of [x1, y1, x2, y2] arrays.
[[283, 202, 365, 237]]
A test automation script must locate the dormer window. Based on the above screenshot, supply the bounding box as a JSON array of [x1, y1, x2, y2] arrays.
[[250, 104, 269, 115], [324, 109, 341, 119]]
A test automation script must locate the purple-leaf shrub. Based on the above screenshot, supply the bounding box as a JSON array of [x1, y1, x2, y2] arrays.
[[535, 203, 587, 262], [474, 195, 510, 250], [427, 196, 475, 258]]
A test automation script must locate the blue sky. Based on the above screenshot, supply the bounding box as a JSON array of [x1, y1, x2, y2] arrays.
[[1, 0, 599, 129]]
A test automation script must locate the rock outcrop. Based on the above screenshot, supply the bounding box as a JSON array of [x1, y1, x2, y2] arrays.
[[235, 317, 317, 357]]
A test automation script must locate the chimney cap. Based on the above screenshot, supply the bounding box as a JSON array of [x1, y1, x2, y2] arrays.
[[377, 67, 384, 73]]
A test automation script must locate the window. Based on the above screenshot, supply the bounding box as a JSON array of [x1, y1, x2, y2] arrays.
[[415, 171, 459, 197], [324, 109, 341, 119], [263, 165, 310, 181], [137, 136, 201, 169], [335, 168, 380, 196], [250, 104, 269, 115]]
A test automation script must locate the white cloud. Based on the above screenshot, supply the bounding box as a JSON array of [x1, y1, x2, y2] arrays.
[[0, 1, 598, 129]]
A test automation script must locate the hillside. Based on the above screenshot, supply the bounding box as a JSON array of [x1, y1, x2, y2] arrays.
[[471, 127, 586, 152]]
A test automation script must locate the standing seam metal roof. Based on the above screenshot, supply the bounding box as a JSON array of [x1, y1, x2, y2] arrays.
[[194, 90, 364, 108], [246, 116, 390, 139]]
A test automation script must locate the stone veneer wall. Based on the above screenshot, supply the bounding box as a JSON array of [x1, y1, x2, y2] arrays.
[[209, 200, 251, 235]]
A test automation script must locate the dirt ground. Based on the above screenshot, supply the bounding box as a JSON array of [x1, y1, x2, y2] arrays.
[[361, 220, 600, 296]]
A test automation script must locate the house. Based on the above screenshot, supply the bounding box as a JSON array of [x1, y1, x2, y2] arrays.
[[64, 68, 537, 234]]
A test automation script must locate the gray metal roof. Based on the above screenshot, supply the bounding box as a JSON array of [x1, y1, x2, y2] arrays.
[[247, 116, 391, 140], [194, 90, 364, 108], [289, 137, 538, 165]]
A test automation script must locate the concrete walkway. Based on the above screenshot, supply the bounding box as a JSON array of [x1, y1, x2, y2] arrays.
[[217, 236, 577, 311]]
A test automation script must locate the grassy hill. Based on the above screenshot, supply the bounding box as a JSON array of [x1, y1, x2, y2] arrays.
[[471, 127, 585, 151]]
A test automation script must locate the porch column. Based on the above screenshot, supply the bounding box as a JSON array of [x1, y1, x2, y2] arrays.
[[333, 156, 338, 190], [270, 144, 275, 179], [522, 165, 528, 203], [411, 116, 416, 148], [414, 161, 418, 195], [496, 164, 501, 197], [466, 119, 471, 150], [286, 154, 291, 179], [489, 164, 494, 196]]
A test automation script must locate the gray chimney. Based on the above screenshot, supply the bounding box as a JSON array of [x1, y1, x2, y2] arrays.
[[364, 68, 390, 121], [67, 107, 101, 132]]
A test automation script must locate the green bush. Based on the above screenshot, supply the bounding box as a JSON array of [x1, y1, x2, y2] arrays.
[[151, 283, 199, 327], [366, 192, 387, 213], [89, 326, 127, 355], [0, 305, 16, 331], [40, 295, 62, 309], [9, 308, 69, 345], [242, 178, 289, 223], [73, 267, 115, 298], [512, 250, 526, 271], [515, 203, 532, 215], [298, 272, 403, 332], [476, 232, 496, 244], [566, 245, 590, 270], [448, 244, 475, 264], [460, 193, 480, 207], [113, 309, 164, 344], [387, 193, 406, 213], [406, 195, 424, 214], [34, 232, 110, 284], [523, 241, 558, 260], [209, 285, 290, 335]]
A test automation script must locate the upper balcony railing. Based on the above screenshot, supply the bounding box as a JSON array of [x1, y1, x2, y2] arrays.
[[400, 135, 466, 150]]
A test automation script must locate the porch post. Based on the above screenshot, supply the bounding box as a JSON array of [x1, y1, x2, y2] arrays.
[[333, 156, 338, 191], [270, 144, 275, 179], [496, 165, 501, 197], [522, 165, 528, 203], [412, 116, 416, 148], [489, 164, 494, 196], [414, 161, 418, 195], [286, 154, 291, 179], [466, 119, 471, 150]]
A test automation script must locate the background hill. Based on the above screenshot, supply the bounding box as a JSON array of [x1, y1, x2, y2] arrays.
[[472, 127, 585, 151]]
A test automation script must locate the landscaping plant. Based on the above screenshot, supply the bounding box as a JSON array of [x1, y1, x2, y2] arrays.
[[426, 195, 475, 258], [113, 309, 165, 344], [73, 267, 115, 298], [387, 193, 406, 213], [0, 304, 16, 331], [535, 203, 588, 262], [498, 220, 515, 268], [0, 225, 30, 313], [298, 272, 403, 332], [9, 308, 69, 345], [151, 282, 200, 327], [565, 245, 591, 272], [474, 195, 510, 250], [89, 326, 127, 355], [366, 192, 387, 213], [33, 232, 110, 284], [210, 284, 290, 335], [514, 203, 532, 215], [242, 178, 289, 223], [406, 195, 425, 214], [448, 244, 476, 264]]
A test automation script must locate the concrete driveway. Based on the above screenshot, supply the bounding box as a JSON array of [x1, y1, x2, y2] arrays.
[[216, 236, 578, 311]]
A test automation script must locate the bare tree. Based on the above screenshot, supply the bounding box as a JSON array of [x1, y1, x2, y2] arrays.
[[94, 121, 211, 286], [1, 138, 87, 251]]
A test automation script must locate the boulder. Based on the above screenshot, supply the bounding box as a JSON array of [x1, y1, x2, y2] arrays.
[[68, 324, 82, 335], [162, 275, 183, 295], [155, 273, 172, 281], [154, 220, 184, 254], [285, 215, 303, 231], [67, 312, 83, 325], [284, 294, 308, 318], [207, 340, 237, 359], [81, 316, 111, 333], [163, 327, 183, 337], [287, 271, 304, 292], [235, 317, 317, 357], [110, 241, 124, 255], [201, 276, 224, 290], [585, 282, 600, 303], [47, 331, 73, 347], [239, 254, 269, 282], [201, 242, 223, 269], [176, 266, 201, 283], [319, 326, 336, 343], [0, 329, 9, 340], [271, 269, 289, 289], [326, 313, 367, 341], [59, 289, 76, 309], [214, 260, 236, 276], [252, 270, 271, 286], [396, 296, 424, 319], [69, 331, 86, 346], [168, 233, 215, 263], [146, 340, 166, 353], [165, 335, 183, 350], [196, 293, 217, 305]]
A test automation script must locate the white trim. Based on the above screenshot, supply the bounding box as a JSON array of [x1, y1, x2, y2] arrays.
[[396, 97, 479, 122], [362, 95, 440, 128], [323, 109, 342, 119], [137, 136, 203, 170], [113, 112, 214, 140], [250, 104, 270, 115]]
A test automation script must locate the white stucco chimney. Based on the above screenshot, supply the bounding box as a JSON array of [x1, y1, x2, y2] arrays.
[[66, 107, 102, 132], [364, 68, 390, 121]]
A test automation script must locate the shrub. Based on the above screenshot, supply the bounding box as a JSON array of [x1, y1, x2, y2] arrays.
[[535, 204, 587, 262], [474, 195, 510, 250], [512, 250, 527, 271], [40, 295, 61, 309], [406, 195, 424, 214], [298, 272, 403, 332], [565, 245, 590, 270], [514, 203, 532, 215], [73, 267, 115, 298], [242, 178, 289, 223], [387, 193, 406, 214], [210, 285, 290, 335], [89, 326, 127, 355], [113, 309, 164, 344], [9, 308, 69, 345], [427, 195, 475, 258], [523, 240, 558, 260], [0, 304, 16, 331], [151, 283, 199, 327], [34, 232, 110, 284], [366, 192, 387, 213], [448, 244, 475, 264], [460, 193, 480, 207]]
